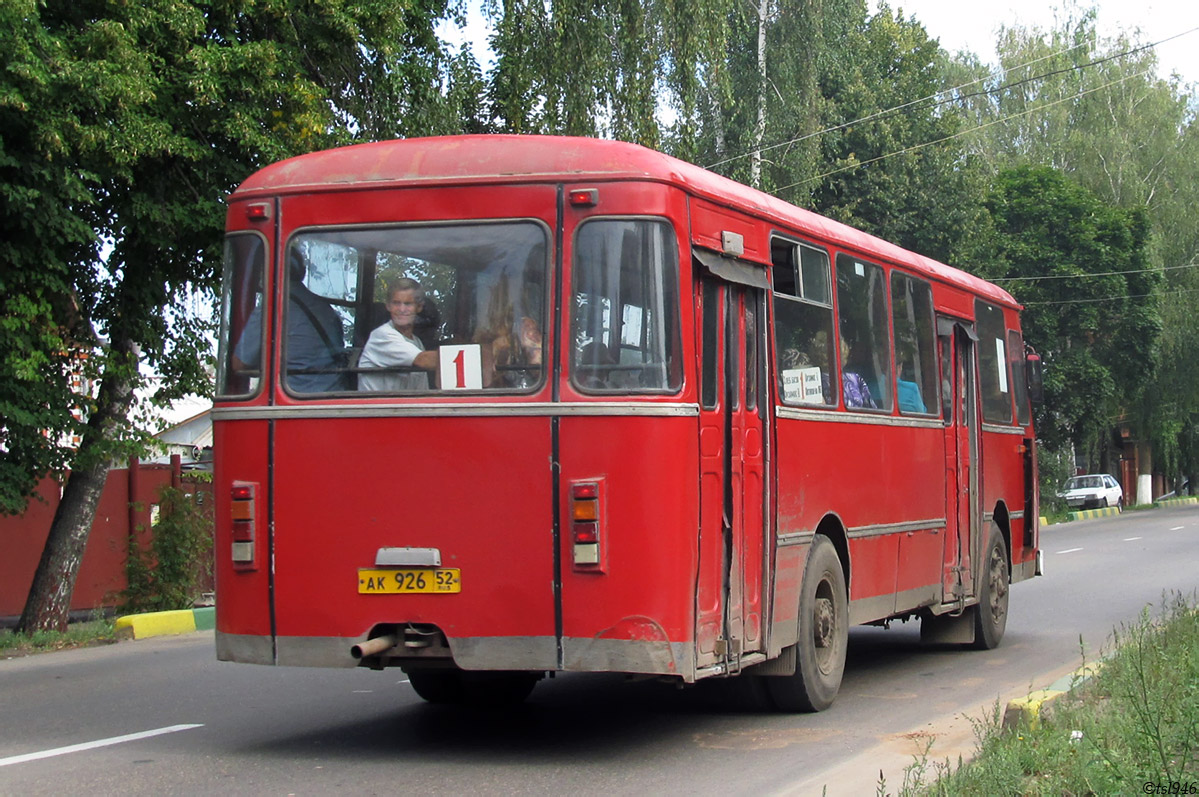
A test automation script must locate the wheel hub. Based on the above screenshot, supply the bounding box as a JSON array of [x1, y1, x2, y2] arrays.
[[814, 597, 834, 648]]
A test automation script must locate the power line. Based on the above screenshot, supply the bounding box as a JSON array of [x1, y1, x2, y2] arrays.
[[706, 24, 1199, 177], [704, 36, 1093, 171], [990, 262, 1199, 283], [1021, 287, 1199, 306], [773, 68, 1153, 193]]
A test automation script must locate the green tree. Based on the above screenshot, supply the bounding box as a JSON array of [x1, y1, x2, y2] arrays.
[[984, 166, 1158, 463], [963, 8, 1195, 490], [3, 0, 452, 633]]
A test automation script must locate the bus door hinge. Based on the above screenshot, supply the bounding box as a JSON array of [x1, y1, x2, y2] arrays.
[[716, 637, 743, 674]]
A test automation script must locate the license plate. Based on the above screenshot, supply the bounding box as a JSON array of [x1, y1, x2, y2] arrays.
[[358, 568, 461, 594]]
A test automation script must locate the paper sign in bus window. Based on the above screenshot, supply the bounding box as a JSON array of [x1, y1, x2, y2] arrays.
[[995, 338, 1008, 393], [440, 344, 483, 390], [783, 367, 824, 404]]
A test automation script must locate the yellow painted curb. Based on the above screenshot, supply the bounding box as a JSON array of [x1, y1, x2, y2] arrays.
[[1002, 662, 1103, 732], [1068, 506, 1121, 521], [114, 609, 198, 639], [1003, 689, 1059, 731]]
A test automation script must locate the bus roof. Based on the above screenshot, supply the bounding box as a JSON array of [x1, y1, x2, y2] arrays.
[[233, 135, 1018, 309]]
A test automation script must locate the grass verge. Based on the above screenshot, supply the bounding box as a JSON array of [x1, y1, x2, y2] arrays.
[[0, 617, 118, 657], [897, 592, 1199, 795]]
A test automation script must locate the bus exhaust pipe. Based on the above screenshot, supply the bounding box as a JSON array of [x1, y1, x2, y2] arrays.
[[351, 634, 398, 660]]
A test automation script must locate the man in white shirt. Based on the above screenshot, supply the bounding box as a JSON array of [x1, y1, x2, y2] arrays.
[[358, 278, 438, 391]]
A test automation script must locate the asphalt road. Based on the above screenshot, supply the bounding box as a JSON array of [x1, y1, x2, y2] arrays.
[[2, 504, 1197, 796]]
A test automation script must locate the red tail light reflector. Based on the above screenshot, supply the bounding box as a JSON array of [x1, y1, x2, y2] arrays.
[[230, 481, 258, 569], [569, 480, 603, 570]]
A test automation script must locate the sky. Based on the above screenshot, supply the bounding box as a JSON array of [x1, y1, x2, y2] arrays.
[[879, 0, 1199, 85], [444, 1, 1199, 87]]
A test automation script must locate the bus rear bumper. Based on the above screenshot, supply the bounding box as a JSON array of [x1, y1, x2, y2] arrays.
[[216, 630, 695, 678]]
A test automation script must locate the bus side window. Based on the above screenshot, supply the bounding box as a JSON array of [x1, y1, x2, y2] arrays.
[[1008, 329, 1031, 426], [571, 219, 682, 394], [891, 272, 938, 415], [771, 239, 835, 407], [835, 255, 891, 411], [975, 299, 1012, 423]]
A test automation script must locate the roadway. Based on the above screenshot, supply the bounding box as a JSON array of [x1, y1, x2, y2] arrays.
[[2, 504, 1197, 795]]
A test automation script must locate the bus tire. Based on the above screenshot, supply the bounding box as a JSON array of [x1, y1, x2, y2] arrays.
[[766, 535, 848, 712], [461, 671, 539, 706], [407, 669, 465, 704], [408, 670, 539, 706], [971, 528, 1009, 650]]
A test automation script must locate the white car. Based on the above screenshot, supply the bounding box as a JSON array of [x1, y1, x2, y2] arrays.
[[1059, 474, 1123, 510]]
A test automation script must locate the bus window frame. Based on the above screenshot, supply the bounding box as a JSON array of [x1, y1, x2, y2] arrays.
[[568, 215, 684, 397], [834, 253, 893, 414], [216, 230, 270, 401], [975, 298, 1014, 424], [278, 218, 553, 399], [770, 235, 836, 409], [890, 270, 940, 418]]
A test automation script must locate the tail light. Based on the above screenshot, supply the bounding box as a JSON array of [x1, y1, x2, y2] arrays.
[[570, 480, 604, 571], [230, 481, 258, 570]]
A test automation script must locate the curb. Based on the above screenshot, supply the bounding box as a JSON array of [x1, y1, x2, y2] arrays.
[[1002, 662, 1102, 731], [114, 606, 215, 640], [1067, 506, 1122, 521]]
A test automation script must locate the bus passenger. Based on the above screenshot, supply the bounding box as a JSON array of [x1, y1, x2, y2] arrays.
[[233, 254, 348, 393], [477, 315, 543, 387], [896, 363, 927, 413], [840, 336, 877, 409], [358, 278, 438, 391]]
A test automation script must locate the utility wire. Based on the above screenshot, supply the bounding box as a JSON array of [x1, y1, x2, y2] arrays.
[[773, 68, 1152, 193], [1022, 287, 1199, 306], [704, 36, 1092, 170], [991, 262, 1199, 283], [706, 24, 1199, 175]]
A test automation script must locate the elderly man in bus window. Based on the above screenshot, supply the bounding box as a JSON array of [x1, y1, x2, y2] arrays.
[[358, 278, 438, 391]]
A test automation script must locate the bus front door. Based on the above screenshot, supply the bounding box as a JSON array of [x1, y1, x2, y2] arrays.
[[697, 278, 768, 672]]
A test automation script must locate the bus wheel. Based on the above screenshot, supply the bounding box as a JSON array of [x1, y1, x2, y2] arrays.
[[407, 669, 465, 704], [460, 671, 540, 706], [766, 536, 848, 712], [408, 670, 539, 706], [971, 529, 1009, 650]]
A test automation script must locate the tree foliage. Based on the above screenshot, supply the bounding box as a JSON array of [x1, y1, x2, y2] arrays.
[[984, 165, 1158, 460], [3, 0, 453, 632]]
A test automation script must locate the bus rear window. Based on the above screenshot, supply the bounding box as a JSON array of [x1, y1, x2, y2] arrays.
[[220, 222, 550, 397], [217, 234, 266, 397], [570, 219, 682, 393]]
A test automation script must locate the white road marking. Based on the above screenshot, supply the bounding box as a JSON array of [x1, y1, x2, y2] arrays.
[[1170, 526, 1184, 531], [1057, 547, 1083, 554], [1124, 537, 1142, 541], [0, 724, 202, 768]]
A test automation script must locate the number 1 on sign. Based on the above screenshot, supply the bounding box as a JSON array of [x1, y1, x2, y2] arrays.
[[439, 344, 483, 389]]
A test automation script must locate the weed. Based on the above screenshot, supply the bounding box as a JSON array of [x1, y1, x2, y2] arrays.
[[0, 616, 117, 656], [918, 591, 1199, 794]]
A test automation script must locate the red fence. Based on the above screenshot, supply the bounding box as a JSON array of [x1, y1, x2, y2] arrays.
[[1, 457, 213, 620]]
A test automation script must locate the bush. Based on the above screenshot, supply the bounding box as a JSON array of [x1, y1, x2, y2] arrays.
[[122, 485, 212, 613]]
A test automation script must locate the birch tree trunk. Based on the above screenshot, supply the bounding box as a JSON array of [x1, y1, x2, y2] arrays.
[[17, 338, 137, 634], [750, 0, 768, 189]]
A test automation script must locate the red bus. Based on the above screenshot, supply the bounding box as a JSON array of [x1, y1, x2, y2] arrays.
[[214, 135, 1042, 711]]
